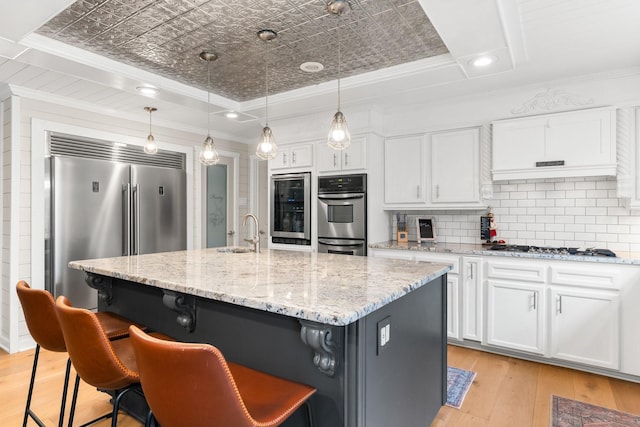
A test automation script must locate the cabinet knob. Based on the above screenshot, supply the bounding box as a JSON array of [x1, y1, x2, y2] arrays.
[[344, 153, 349, 166]]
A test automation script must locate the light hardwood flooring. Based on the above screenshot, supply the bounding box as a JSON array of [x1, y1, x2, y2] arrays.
[[3, 344, 640, 426]]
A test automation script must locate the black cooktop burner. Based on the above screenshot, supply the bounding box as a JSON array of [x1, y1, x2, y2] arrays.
[[489, 244, 617, 257]]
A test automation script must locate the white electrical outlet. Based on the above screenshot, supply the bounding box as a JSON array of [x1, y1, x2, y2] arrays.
[[377, 316, 391, 355]]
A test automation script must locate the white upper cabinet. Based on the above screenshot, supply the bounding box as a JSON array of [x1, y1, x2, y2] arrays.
[[384, 135, 426, 205], [492, 107, 616, 180], [317, 136, 366, 173], [269, 143, 313, 171], [431, 127, 481, 205], [384, 127, 483, 209]]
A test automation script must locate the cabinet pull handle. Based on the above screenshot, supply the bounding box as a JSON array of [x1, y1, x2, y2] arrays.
[[468, 263, 474, 280], [292, 152, 297, 164], [436, 184, 440, 198], [417, 186, 421, 198], [557, 295, 562, 314], [333, 153, 337, 167], [344, 152, 349, 166], [532, 292, 537, 310], [283, 152, 287, 164]]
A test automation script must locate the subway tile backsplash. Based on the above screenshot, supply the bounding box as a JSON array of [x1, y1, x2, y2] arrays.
[[390, 176, 640, 252]]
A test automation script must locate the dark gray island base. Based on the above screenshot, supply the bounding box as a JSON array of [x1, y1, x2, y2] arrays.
[[74, 250, 448, 426]]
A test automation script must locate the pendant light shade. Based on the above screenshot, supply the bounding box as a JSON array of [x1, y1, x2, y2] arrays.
[[327, 110, 351, 149], [199, 135, 220, 165], [199, 51, 220, 166], [256, 29, 278, 160], [327, 1, 351, 150], [143, 107, 158, 154], [257, 125, 277, 160]]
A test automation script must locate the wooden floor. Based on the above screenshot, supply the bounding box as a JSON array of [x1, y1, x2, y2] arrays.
[[3, 344, 640, 426]]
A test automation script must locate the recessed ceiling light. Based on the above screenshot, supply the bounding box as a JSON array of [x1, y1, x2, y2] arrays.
[[225, 111, 239, 119], [470, 56, 496, 67], [136, 86, 157, 95], [300, 62, 324, 73]]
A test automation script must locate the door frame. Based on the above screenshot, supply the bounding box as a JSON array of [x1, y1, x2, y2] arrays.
[[195, 149, 239, 249]]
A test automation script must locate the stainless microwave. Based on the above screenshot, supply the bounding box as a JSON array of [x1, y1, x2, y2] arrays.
[[270, 172, 311, 245]]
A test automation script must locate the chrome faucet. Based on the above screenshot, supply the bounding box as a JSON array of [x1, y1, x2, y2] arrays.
[[242, 213, 260, 253]]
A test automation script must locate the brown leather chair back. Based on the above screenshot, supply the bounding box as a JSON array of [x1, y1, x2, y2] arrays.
[[55, 296, 139, 390], [16, 280, 66, 352], [130, 325, 266, 427]]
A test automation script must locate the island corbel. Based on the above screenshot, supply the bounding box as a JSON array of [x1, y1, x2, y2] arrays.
[[300, 319, 338, 377]]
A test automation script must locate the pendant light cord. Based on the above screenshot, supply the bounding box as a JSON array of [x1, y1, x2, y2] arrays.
[[207, 59, 211, 136], [148, 109, 152, 135], [265, 47, 269, 126], [337, 23, 341, 111]]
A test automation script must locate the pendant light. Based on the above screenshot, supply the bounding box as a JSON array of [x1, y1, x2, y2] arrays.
[[256, 29, 278, 160], [199, 51, 220, 166], [327, 0, 351, 150], [143, 107, 158, 154]]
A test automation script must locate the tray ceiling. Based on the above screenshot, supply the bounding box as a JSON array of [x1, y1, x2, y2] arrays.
[[36, 0, 448, 102]]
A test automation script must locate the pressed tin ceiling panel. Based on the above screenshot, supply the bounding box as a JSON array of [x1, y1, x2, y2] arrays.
[[35, 0, 448, 102]]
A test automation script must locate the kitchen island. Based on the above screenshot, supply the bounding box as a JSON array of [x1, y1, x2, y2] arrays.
[[69, 248, 450, 427]]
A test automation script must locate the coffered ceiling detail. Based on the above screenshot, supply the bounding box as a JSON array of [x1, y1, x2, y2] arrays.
[[36, 0, 448, 102]]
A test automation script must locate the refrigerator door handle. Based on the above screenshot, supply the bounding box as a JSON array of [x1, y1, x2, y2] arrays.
[[123, 184, 131, 256], [132, 184, 140, 255]]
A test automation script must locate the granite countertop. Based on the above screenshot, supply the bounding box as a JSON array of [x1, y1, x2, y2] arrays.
[[69, 248, 450, 326], [369, 241, 640, 265]]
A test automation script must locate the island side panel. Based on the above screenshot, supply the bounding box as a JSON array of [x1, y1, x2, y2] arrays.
[[360, 273, 447, 427], [99, 277, 346, 427]]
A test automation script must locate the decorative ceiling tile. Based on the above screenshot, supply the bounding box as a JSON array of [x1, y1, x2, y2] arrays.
[[36, 0, 448, 101]]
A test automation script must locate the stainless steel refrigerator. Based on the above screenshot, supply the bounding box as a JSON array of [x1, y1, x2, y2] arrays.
[[45, 155, 186, 310]]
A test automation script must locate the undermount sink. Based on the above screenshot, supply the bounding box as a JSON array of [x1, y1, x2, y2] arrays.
[[216, 246, 254, 254]]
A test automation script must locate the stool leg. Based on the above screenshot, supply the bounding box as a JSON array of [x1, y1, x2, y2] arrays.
[[304, 401, 314, 427], [57, 358, 73, 427], [23, 344, 42, 427], [67, 373, 81, 427], [145, 409, 154, 427]]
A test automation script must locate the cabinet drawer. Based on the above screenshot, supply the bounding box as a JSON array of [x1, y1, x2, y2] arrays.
[[550, 265, 620, 290], [413, 253, 460, 274], [486, 261, 545, 283]]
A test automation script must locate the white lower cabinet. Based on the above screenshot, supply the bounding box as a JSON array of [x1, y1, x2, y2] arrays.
[[369, 247, 640, 378], [487, 281, 545, 354], [549, 287, 619, 369], [446, 275, 460, 340], [462, 257, 482, 342]]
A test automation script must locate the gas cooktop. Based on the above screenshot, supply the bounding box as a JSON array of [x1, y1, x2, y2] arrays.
[[489, 244, 617, 257]]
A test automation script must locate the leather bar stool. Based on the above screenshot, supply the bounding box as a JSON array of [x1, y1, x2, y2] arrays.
[[54, 296, 171, 427], [129, 325, 317, 427], [15, 281, 145, 427]]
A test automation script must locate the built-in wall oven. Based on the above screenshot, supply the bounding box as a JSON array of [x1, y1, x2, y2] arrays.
[[317, 174, 367, 256], [271, 172, 311, 245]]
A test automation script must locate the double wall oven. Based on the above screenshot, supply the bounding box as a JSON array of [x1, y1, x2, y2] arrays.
[[271, 172, 311, 246], [317, 174, 367, 256]]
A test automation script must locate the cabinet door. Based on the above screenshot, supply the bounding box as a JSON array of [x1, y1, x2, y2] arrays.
[[384, 136, 425, 204], [462, 257, 482, 342], [289, 145, 312, 168], [546, 109, 614, 167], [487, 281, 545, 354], [431, 128, 480, 204], [316, 143, 341, 173], [550, 287, 619, 369], [317, 137, 366, 173], [342, 137, 366, 171], [270, 148, 291, 169], [492, 119, 545, 170], [447, 275, 461, 340]]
